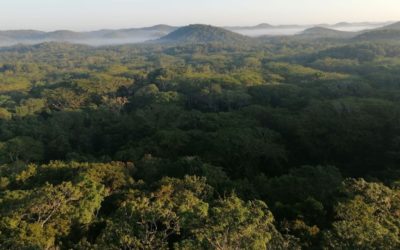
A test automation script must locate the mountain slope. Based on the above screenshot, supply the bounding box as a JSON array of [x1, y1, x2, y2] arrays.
[[354, 29, 400, 41], [301, 27, 356, 38], [378, 21, 400, 30], [141, 24, 177, 32], [352, 21, 400, 41], [230, 23, 274, 30], [299, 27, 358, 39], [0, 25, 179, 46], [46, 30, 89, 40], [0, 30, 46, 40], [156, 24, 251, 44]]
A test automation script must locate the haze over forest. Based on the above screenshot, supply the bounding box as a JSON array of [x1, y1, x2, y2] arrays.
[[0, 21, 395, 47], [1, 1, 400, 249]]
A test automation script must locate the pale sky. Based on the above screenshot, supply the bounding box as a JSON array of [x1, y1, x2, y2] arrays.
[[0, 0, 399, 31]]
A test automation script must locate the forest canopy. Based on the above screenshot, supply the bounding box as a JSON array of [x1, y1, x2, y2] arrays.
[[0, 39, 400, 249]]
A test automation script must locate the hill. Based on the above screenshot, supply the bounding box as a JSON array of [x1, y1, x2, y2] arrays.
[[378, 21, 400, 30], [226, 23, 273, 30], [45, 30, 89, 40], [253, 23, 274, 29], [99, 25, 177, 38], [352, 21, 400, 41], [331, 21, 386, 28], [156, 24, 251, 44], [332, 22, 353, 27], [0, 30, 46, 40], [0, 25, 179, 46], [354, 29, 400, 41], [227, 23, 305, 31], [298, 26, 358, 39], [141, 24, 177, 32]]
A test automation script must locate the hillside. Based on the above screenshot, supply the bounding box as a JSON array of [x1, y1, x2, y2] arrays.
[[99, 25, 177, 38], [45, 30, 89, 40], [0, 25, 179, 46], [0, 30, 46, 40], [157, 24, 252, 44], [332, 22, 353, 27], [378, 21, 400, 30], [354, 29, 400, 41], [298, 26, 358, 39], [230, 23, 274, 30], [253, 23, 274, 29], [141, 24, 177, 32], [331, 21, 388, 28]]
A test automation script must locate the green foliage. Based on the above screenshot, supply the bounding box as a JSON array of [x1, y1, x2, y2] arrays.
[[0, 75, 31, 93], [0, 161, 133, 249], [15, 98, 46, 117], [158, 24, 252, 44], [0, 107, 11, 120], [0, 136, 44, 163], [97, 176, 210, 249], [323, 179, 400, 249], [0, 38, 399, 249], [178, 195, 276, 250]]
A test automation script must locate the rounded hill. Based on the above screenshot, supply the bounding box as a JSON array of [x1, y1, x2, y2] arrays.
[[157, 24, 251, 44]]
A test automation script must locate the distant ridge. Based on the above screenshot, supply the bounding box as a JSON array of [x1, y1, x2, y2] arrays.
[[228, 23, 274, 30], [353, 21, 400, 41], [0, 25, 178, 46], [253, 23, 274, 29], [331, 21, 389, 28], [354, 29, 400, 41], [156, 24, 251, 44], [299, 26, 358, 39], [332, 22, 353, 27], [45, 30, 88, 40], [0, 30, 46, 40], [377, 21, 400, 30], [227, 23, 305, 30], [141, 24, 177, 31], [0, 21, 397, 47]]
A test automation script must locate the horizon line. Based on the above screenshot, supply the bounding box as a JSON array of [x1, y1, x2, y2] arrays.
[[0, 20, 396, 33]]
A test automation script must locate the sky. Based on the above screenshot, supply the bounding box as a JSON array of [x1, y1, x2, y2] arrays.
[[0, 0, 399, 31]]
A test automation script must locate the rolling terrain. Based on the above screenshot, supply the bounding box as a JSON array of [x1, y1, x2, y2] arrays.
[[0, 25, 178, 46], [156, 24, 252, 44], [0, 21, 395, 47]]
